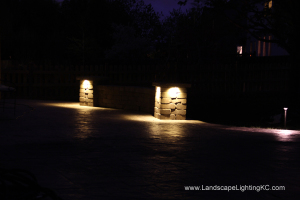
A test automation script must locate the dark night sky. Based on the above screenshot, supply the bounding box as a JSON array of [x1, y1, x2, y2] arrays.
[[143, 0, 192, 19], [55, 0, 193, 19]]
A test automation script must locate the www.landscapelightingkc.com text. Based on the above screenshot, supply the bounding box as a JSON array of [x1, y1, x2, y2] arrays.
[[184, 185, 285, 192]]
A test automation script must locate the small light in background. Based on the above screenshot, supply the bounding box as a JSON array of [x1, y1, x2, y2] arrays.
[[283, 107, 288, 129], [237, 46, 243, 55]]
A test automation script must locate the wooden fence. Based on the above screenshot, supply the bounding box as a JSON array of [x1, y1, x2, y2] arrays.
[[0, 57, 291, 101]]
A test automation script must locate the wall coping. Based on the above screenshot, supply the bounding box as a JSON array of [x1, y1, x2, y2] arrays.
[[96, 85, 154, 88], [76, 76, 108, 81], [152, 82, 191, 88]]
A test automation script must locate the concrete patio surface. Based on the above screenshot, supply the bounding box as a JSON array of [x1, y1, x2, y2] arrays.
[[1, 99, 300, 199]]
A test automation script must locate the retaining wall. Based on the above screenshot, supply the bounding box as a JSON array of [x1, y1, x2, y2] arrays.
[[95, 85, 155, 114]]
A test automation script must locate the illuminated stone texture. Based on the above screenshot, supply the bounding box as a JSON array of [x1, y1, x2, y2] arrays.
[[77, 76, 107, 107], [153, 83, 191, 120], [79, 80, 94, 107]]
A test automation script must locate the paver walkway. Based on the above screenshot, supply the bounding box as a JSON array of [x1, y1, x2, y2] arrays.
[[1, 100, 300, 199]]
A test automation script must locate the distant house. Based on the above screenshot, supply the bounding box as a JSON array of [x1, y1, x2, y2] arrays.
[[200, 5, 248, 58], [244, 0, 289, 57]]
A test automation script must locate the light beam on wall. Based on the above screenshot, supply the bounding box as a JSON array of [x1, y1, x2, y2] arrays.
[[156, 86, 161, 99], [83, 80, 90, 91], [79, 79, 94, 106], [168, 87, 180, 98]]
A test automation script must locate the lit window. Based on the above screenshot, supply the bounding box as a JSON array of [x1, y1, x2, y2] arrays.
[[237, 46, 243, 55], [264, 0, 272, 9], [268, 0, 272, 9]]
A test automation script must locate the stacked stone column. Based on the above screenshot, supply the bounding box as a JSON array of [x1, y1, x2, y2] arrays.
[[79, 80, 94, 106], [153, 83, 190, 120]]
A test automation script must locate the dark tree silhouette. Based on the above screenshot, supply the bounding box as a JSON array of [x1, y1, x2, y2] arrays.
[[104, 0, 162, 63], [0, 0, 63, 62], [158, 1, 245, 64], [1, 0, 162, 64], [205, 0, 298, 57], [205, 0, 300, 102]]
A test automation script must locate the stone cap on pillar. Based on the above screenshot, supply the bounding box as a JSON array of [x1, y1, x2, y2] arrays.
[[152, 82, 191, 88], [76, 76, 108, 81]]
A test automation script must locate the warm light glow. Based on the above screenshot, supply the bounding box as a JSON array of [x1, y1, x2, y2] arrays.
[[156, 86, 161, 98], [168, 87, 180, 98], [284, 107, 288, 111], [38, 102, 96, 109], [121, 113, 204, 123], [225, 126, 300, 142], [275, 129, 295, 142], [237, 46, 242, 54], [83, 80, 90, 90], [268, 0, 272, 9], [264, 0, 272, 9]]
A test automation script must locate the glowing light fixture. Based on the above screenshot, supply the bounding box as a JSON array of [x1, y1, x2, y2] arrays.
[[83, 80, 90, 91], [168, 87, 180, 98], [237, 46, 242, 55], [283, 107, 288, 128], [265, 0, 272, 9]]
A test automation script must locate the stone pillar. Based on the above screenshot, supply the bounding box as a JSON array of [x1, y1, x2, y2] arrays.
[[79, 79, 94, 106], [153, 83, 191, 120], [77, 76, 107, 107]]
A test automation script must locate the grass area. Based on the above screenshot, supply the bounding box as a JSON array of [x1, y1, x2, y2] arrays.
[[188, 97, 300, 130]]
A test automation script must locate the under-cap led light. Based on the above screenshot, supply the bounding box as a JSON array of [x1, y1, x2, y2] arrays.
[[168, 87, 180, 97], [83, 80, 90, 90]]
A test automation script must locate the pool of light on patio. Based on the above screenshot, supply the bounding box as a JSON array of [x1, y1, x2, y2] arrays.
[[32, 102, 300, 142]]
